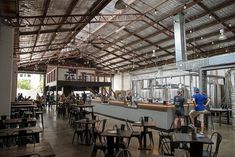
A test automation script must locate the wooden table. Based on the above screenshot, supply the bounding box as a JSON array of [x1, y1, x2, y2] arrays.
[[0, 126, 43, 143], [210, 108, 232, 126], [101, 129, 132, 157], [11, 105, 37, 109], [132, 121, 156, 150], [4, 118, 37, 127], [173, 133, 213, 157], [150, 155, 173, 157], [11, 101, 33, 106], [0, 142, 55, 157]]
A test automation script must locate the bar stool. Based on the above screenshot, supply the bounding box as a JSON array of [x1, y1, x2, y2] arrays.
[[35, 111, 44, 130]]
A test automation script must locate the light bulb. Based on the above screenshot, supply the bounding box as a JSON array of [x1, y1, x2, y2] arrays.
[[152, 49, 156, 57], [219, 29, 227, 40], [154, 9, 157, 14]]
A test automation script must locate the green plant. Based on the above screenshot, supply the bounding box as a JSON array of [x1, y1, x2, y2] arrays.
[[17, 79, 31, 90]]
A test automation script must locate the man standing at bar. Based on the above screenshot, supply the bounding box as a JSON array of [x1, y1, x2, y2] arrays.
[[173, 90, 185, 128], [189, 87, 209, 134]]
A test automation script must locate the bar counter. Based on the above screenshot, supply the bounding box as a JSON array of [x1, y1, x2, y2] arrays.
[[93, 99, 193, 130]]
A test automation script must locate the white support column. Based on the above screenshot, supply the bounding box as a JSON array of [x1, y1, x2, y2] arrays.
[[11, 56, 18, 102], [0, 23, 14, 116]]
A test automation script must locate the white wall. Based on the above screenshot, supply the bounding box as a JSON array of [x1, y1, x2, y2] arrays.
[[113, 72, 131, 91], [123, 73, 131, 90], [11, 57, 17, 102], [113, 74, 122, 90], [0, 24, 14, 116], [58, 68, 67, 80]]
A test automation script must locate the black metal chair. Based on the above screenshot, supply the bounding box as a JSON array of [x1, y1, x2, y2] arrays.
[[93, 119, 107, 144], [125, 120, 142, 148], [72, 121, 86, 144], [203, 132, 222, 157], [115, 124, 128, 149], [115, 149, 131, 157], [159, 136, 179, 156], [0, 120, 6, 129], [91, 136, 107, 157]]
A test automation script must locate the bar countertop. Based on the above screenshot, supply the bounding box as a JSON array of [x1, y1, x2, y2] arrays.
[[93, 99, 193, 111]]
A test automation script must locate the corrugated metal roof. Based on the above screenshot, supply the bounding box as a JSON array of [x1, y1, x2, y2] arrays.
[[1, 0, 234, 72]]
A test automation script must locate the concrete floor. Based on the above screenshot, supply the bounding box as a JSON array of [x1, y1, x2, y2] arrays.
[[39, 103, 235, 157]]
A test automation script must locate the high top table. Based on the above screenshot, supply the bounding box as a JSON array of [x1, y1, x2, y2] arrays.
[[173, 133, 213, 157], [101, 129, 132, 157], [210, 108, 232, 126], [73, 104, 94, 119]]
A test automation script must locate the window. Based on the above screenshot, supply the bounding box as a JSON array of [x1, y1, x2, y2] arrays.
[[142, 80, 149, 89], [20, 74, 23, 77], [27, 74, 31, 77]]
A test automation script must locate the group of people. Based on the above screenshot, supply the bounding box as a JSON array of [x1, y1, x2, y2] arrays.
[[16, 93, 31, 101], [173, 87, 210, 134], [58, 91, 90, 105]]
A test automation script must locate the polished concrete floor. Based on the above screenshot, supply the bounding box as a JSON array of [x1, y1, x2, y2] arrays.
[[39, 104, 235, 157]]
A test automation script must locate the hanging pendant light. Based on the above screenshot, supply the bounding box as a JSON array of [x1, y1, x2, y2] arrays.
[[219, 29, 227, 40], [152, 49, 156, 57]]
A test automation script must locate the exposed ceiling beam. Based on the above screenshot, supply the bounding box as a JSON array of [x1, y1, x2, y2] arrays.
[[120, 45, 235, 72], [30, 0, 51, 63], [93, 0, 234, 62], [96, 28, 235, 68], [40, 0, 81, 59], [197, 1, 235, 34], [49, 0, 112, 58], [94, 0, 204, 67]]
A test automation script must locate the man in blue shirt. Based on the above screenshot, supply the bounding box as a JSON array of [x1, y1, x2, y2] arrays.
[[189, 88, 209, 134]]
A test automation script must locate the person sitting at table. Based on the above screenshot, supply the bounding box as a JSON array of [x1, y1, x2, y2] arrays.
[[189, 87, 209, 134], [35, 93, 42, 110], [173, 90, 185, 129], [60, 94, 67, 104]]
